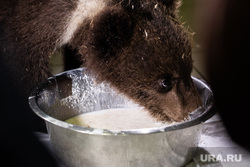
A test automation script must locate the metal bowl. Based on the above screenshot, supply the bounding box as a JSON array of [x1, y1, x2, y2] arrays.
[[29, 68, 215, 167]]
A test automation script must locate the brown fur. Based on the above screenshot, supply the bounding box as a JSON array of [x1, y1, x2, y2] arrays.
[[0, 0, 202, 122]]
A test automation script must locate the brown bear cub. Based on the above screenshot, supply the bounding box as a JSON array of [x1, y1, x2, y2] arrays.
[[0, 0, 202, 122]]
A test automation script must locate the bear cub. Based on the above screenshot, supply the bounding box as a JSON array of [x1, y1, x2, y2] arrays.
[[0, 0, 202, 122]]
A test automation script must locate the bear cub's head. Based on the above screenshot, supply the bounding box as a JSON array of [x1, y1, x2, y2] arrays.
[[77, 0, 202, 122]]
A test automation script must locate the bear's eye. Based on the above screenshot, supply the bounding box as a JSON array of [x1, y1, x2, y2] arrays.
[[158, 78, 173, 93], [161, 79, 171, 88]]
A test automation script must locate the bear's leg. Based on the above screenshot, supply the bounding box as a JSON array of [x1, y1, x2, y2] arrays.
[[63, 45, 83, 71]]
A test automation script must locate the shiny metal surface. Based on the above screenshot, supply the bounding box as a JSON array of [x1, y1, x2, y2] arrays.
[[29, 68, 215, 167]]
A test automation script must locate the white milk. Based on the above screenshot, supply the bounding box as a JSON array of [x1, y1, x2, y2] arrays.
[[65, 108, 170, 130]]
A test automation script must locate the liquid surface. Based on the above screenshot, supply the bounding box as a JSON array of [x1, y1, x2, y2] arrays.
[[65, 108, 171, 130]]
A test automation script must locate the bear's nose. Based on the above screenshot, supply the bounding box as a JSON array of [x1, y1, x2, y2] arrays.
[[176, 79, 202, 116]]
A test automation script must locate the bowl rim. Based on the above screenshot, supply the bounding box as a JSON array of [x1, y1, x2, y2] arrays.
[[29, 68, 216, 136]]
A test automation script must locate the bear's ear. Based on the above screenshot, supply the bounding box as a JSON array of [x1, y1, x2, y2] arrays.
[[90, 7, 133, 59]]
